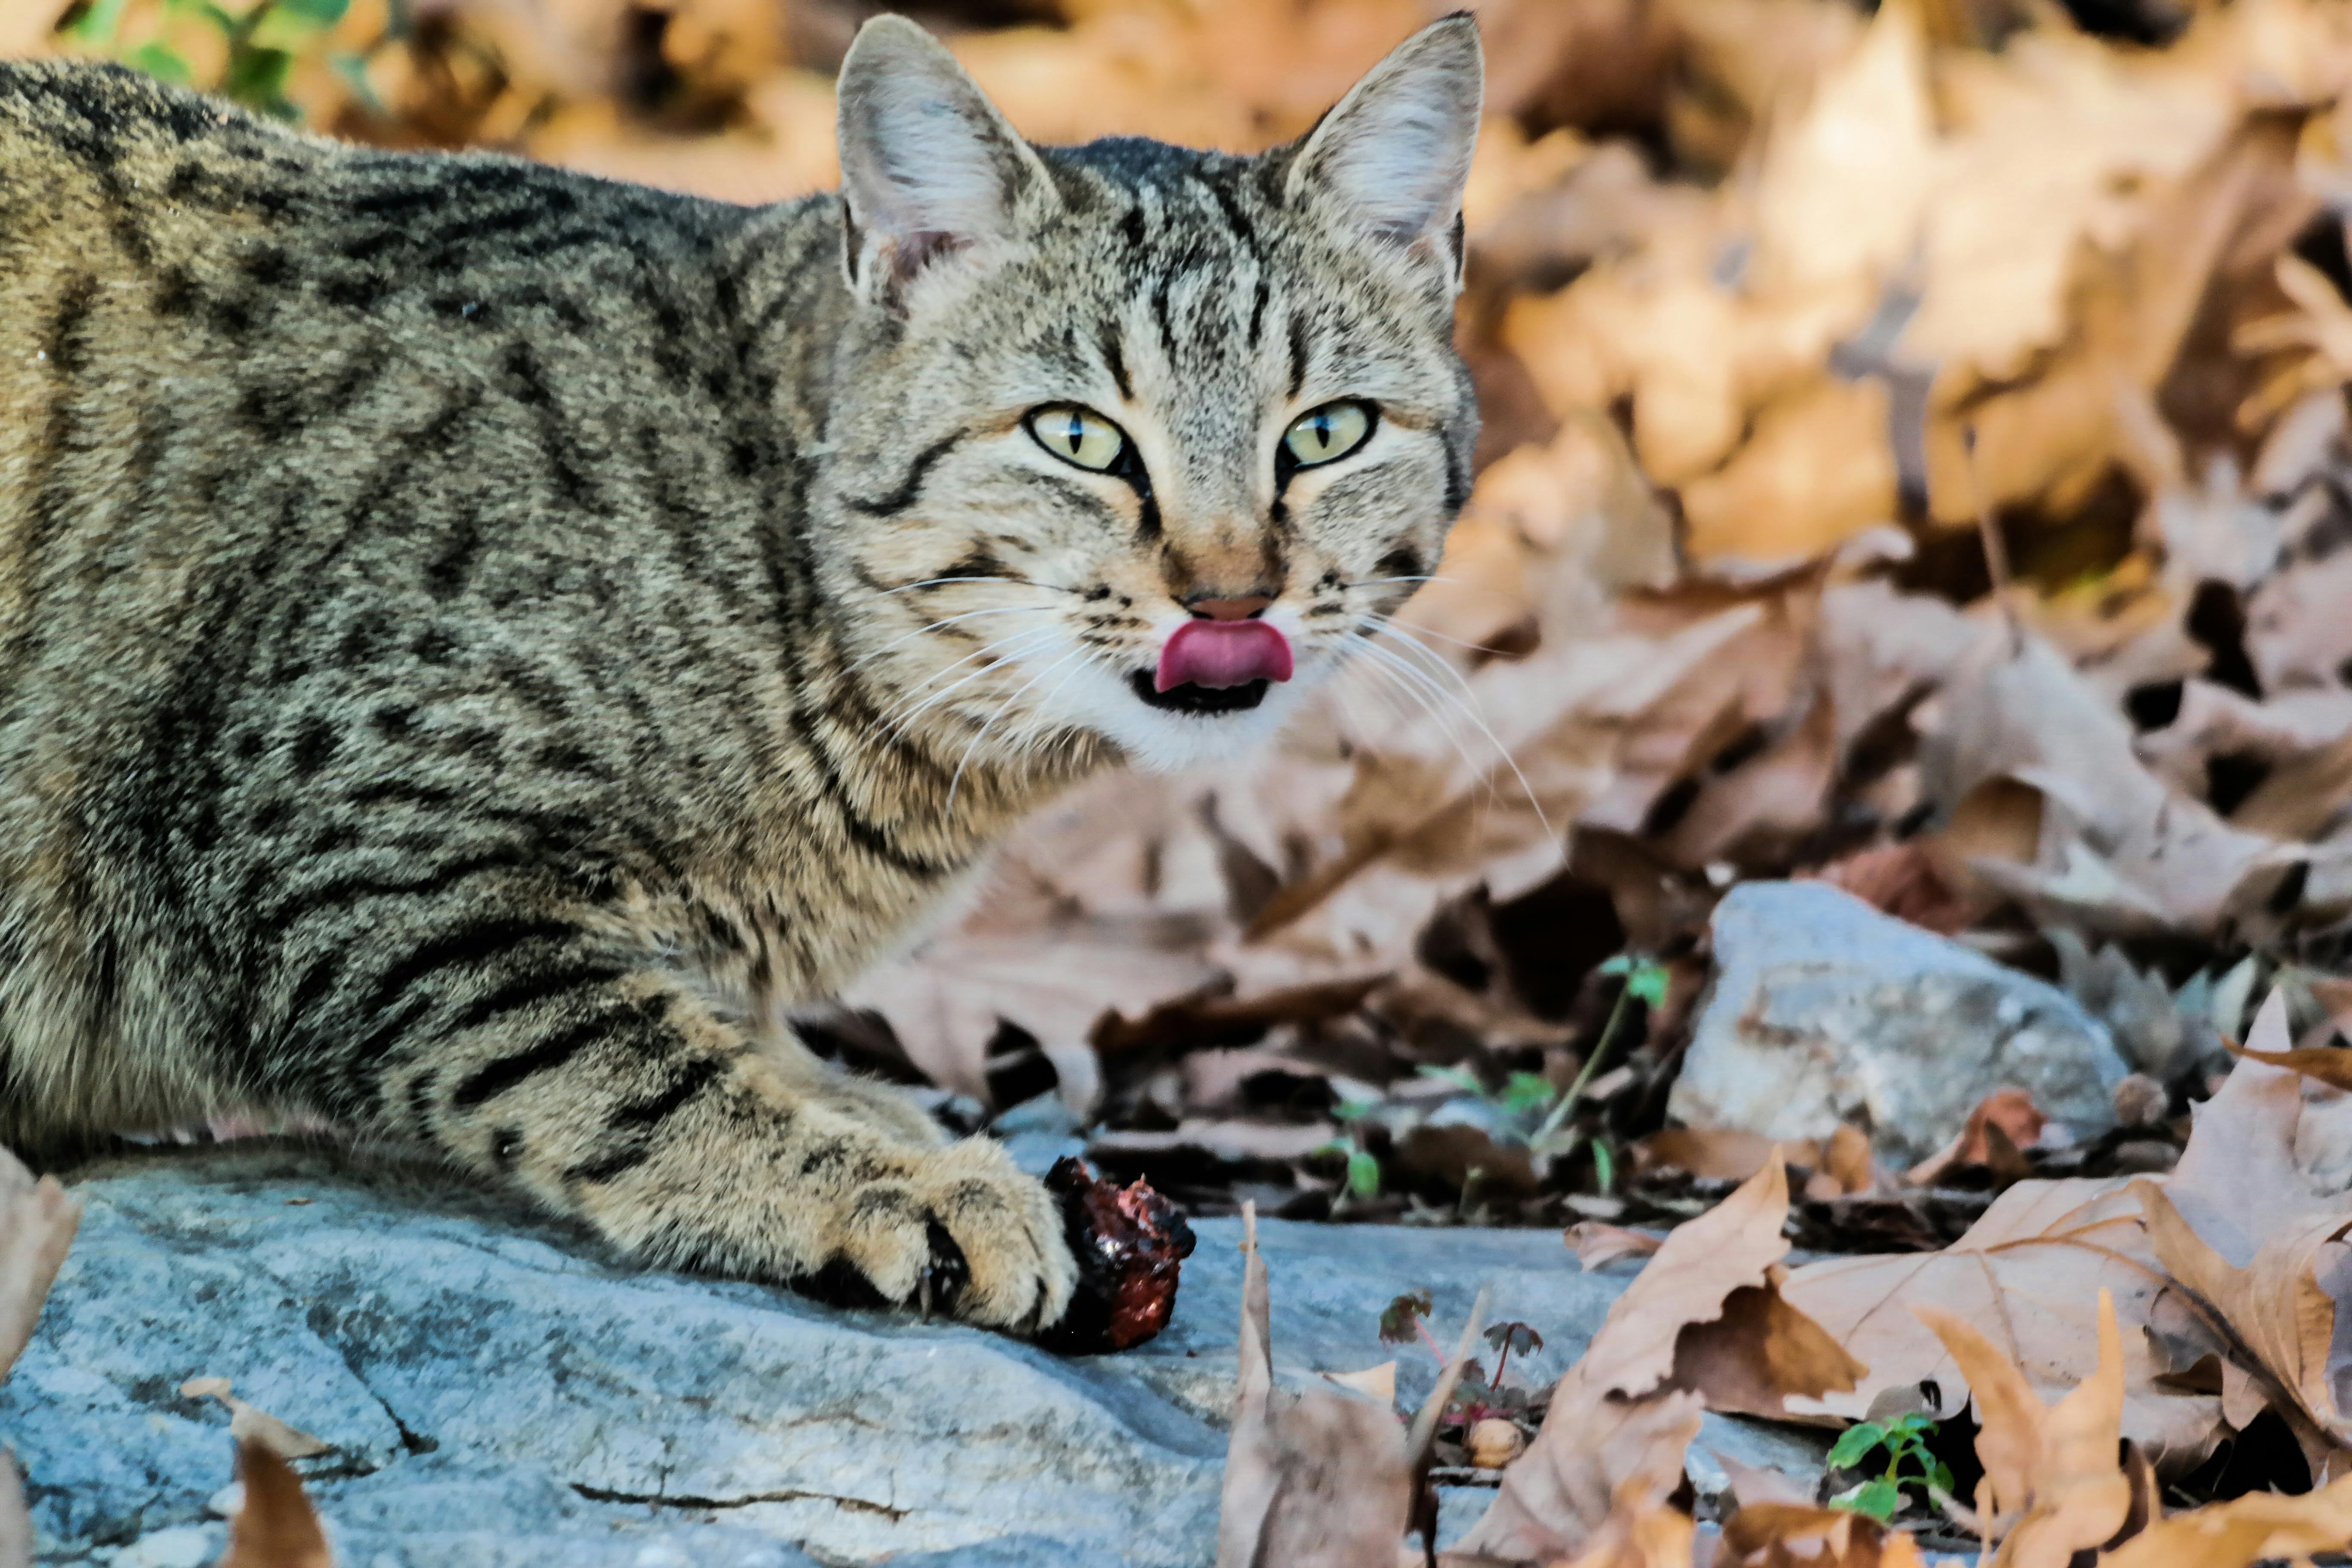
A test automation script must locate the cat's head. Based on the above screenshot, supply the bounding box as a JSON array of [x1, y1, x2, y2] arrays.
[[816, 13, 1482, 776]]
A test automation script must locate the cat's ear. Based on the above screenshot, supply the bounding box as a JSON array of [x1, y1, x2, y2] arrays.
[[834, 15, 1054, 311], [1285, 14, 1483, 288]]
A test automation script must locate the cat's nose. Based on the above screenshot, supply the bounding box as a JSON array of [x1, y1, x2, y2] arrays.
[[1186, 594, 1273, 621]]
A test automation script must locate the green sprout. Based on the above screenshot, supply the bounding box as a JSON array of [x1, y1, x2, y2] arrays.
[[1321, 1099, 1383, 1200], [1825, 1413, 1952, 1523], [1522, 954, 1671, 1188]]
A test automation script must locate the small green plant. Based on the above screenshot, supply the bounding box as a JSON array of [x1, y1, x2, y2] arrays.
[[60, 0, 371, 122], [1523, 953, 1670, 1187], [1317, 1098, 1384, 1200], [1824, 1413, 1952, 1523]]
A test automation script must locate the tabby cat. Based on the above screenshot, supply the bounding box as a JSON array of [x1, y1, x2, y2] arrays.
[[0, 13, 1482, 1332]]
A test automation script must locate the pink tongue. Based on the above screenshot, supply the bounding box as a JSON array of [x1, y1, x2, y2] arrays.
[[1155, 619, 1295, 692]]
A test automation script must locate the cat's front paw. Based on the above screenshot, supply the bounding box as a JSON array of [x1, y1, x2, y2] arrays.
[[833, 1138, 1077, 1332]]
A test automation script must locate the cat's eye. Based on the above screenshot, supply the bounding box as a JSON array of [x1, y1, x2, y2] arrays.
[[1283, 401, 1374, 467], [1026, 405, 1127, 472]]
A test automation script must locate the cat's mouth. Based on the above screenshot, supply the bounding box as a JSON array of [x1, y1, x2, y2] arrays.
[[1135, 618, 1288, 714], [1130, 670, 1272, 714]]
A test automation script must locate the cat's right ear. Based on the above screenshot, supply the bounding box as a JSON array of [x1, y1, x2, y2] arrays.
[[834, 16, 1054, 313]]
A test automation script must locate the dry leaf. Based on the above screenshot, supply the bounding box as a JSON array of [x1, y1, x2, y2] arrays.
[[1910, 1304, 2046, 1521], [1634, 1128, 1816, 1183], [180, 1378, 335, 1462], [220, 1439, 333, 1568], [2097, 1471, 2352, 1568], [1921, 625, 2300, 939], [1986, 1292, 2130, 1568], [1546, 1475, 1702, 1568], [1908, 1087, 2046, 1185], [0, 1451, 28, 1568], [1781, 1179, 2226, 1470], [1461, 1160, 1856, 1562], [1567, 1222, 1666, 1270], [1216, 1205, 1415, 1568], [1324, 1362, 1398, 1404], [1455, 1389, 1703, 1567], [2224, 1008, 2352, 1093], [0, 1145, 79, 1383], [2135, 992, 2352, 1471], [1718, 1502, 1931, 1568], [1807, 842, 1980, 937]]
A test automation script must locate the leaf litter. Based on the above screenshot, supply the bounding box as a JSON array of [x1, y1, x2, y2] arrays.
[[17, 0, 2352, 1553]]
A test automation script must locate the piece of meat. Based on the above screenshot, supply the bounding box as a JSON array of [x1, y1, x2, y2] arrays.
[[1040, 1157, 1196, 1354]]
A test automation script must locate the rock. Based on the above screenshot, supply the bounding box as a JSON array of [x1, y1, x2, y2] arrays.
[[1, 1143, 1775, 1566], [1683, 1413, 1833, 1509], [1669, 882, 2130, 1167]]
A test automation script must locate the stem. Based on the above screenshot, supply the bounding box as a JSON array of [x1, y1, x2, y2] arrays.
[[1535, 972, 1642, 1145], [1491, 1341, 1511, 1391], [1415, 1320, 1450, 1368]]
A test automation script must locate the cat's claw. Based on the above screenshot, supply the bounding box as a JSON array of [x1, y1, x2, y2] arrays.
[[830, 1139, 1076, 1333], [917, 1219, 968, 1320]]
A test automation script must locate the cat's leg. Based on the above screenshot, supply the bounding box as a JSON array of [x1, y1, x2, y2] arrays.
[[335, 919, 1072, 1330], [747, 1031, 952, 1150]]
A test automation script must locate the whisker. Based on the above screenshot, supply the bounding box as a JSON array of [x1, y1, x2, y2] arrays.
[[876, 627, 1065, 740], [1341, 633, 1493, 800], [943, 647, 1087, 815], [1373, 619, 1517, 656], [1364, 622, 1559, 845], [880, 575, 1074, 597], [846, 604, 1045, 673], [1331, 655, 1425, 739], [1015, 653, 1099, 760], [1335, 574, 1462, 591]]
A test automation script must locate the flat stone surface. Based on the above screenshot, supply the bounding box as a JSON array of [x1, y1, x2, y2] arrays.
[[1, 1144, 1815, 1566], [1669, 882, 2131, 1166]]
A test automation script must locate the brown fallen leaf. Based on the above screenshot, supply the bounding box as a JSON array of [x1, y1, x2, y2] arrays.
[[1920, 625, 2301, 939], [1909, 1303, 2047, 1522], [0, 1449, 27, 1568], [1216, 1204, 1481, 1568], [1323, 1362, 1396, 1404], [1780, 1178, 2226, 1471], [1987, 1291, 2132, 1568], [1544, 1474, 1701, 1568], [2134, 991, 2352, 1475], [1633, 1127, 1818, 1183], [1458, 1160, 1856, 1562], [1450, 1391, 1703, 1568], [1717, 1501, 1931, 1568], [0, 1145, 79, 1383], [180, 1378, 335, 1461], [220, 1438, 333, 1568], [1565, 1221, 1665, 1271], [1579, 1158, 1861, 1414], [1807, 842, 1981, 937], [2222, 1017, 2352, 1092], [1905, 1087, 2046, 1185], [2095, 1471, 2352, 1568]]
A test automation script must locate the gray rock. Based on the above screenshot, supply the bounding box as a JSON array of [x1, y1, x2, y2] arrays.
[[1669, 882, 2130, 1166], [1684, 1414, 1833, 1509], [5, 1145, 1809, 1566]]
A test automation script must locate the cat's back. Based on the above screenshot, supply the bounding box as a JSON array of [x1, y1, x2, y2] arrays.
[[0, 61, 821, 688], [0, 56, 755, 432]]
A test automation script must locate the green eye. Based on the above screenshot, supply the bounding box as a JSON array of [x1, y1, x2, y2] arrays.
[[1027, 405, 1126, 472], [1283, 401, 1373, 467]]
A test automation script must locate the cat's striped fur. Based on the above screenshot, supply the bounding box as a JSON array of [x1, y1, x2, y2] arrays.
[[0, 16, 1481, 1330]]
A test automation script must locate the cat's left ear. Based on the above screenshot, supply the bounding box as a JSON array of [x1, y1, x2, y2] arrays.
[[1285, 14, 1484, 290], [834, 15, 1057, 312]]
